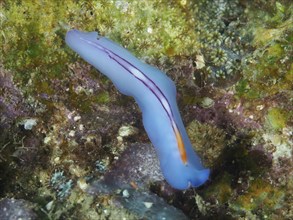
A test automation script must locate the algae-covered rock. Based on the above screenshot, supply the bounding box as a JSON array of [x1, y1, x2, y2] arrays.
[[0, 0, 292, 219], [266, 107, 288, 130]]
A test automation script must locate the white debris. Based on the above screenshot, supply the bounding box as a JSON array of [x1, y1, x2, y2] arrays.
[[143, 202, 153, 209], [20, 118, 37, 130]]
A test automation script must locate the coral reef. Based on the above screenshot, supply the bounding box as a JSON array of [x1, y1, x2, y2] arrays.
[[0, 0, 292, 219], [193, 0, 247, 85]]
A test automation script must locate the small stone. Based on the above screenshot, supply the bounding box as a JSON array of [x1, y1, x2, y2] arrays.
[[46, 201, 54, 211], [147, 27, 153, 34], [77, 178, 89, 191], [118, 125, 138, 137], [143, 202, 153, 209], [73, 115, 81, 121], [18, 118, 37, 130], [79, 124, 84, 131], [44, 136, 51, 144], [256, 105, 264, 111], [200, 97, 215, 108], [69, 130, 75, 137], [54, 157, 60, 163], [122, 189, 130, 198], [195, 54, 205, 69]]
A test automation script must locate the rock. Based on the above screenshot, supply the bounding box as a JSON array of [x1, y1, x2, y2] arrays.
[[0, 198, 37, 220]]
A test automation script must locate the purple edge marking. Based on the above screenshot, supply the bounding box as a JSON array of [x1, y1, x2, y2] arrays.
[[81, 37, 179, 134]]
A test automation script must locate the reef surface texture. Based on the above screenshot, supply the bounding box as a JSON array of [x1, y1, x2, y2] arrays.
[[0, 0, 292, 219]]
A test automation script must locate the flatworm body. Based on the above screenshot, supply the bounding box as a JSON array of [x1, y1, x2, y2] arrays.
[[65, 30, 210, 190]]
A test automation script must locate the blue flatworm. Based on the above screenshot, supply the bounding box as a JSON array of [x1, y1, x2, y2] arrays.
[[65, 30, 210, 190]]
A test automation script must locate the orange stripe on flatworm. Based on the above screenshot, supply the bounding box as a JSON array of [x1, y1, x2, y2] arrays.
[[174, 127, 187, 164], [130, 181, 138, 190]]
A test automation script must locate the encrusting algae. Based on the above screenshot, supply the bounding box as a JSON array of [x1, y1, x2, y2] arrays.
[[0, 0, 292, 219]]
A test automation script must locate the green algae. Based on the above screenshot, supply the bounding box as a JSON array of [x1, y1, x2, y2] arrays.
[[231, 179, 285, 216], [1, 0, 198, 80], [187, 120, 227, 167], [266, 107, 288, 130], [235, 2, 292, 100], [95, 91, 110, 104], [203, 172, 233, 205], [0, 0, 201, 117]]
